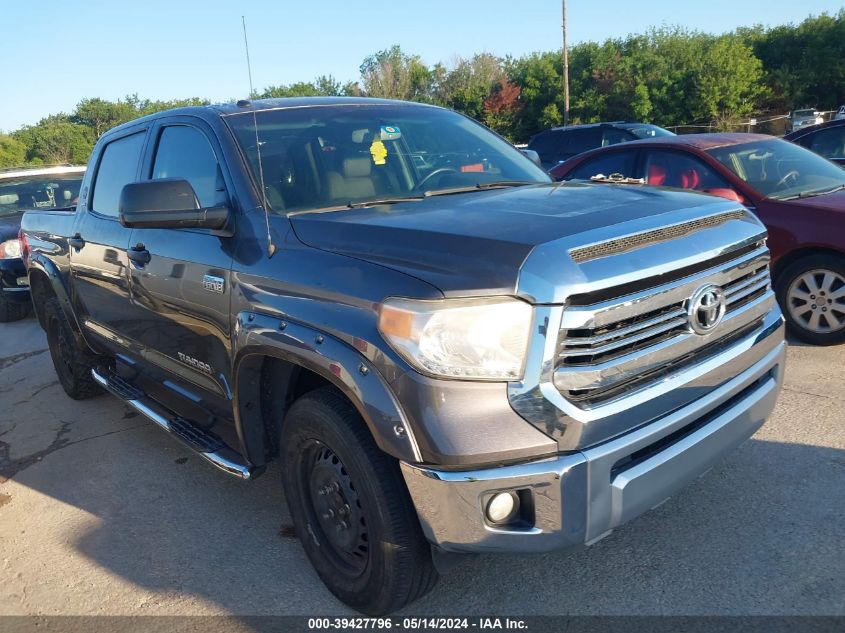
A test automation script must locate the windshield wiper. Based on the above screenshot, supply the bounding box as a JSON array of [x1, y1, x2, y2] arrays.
[[288, 195, 425, 216], [782, 184, 845, 200], [423, 181, 538, 197], [800, 184, 845, 198]]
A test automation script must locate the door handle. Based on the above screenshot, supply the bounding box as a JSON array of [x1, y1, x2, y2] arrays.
[[68, 233, 85, 250], [127, 244, 151, 266]]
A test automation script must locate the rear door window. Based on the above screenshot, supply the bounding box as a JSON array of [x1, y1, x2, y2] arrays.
[[566, 129, 601, 157], [91, 132, 146, 217], [601, 129, 633, 147], [807, 127, 845, 160], [566, 150, 638, 180], [529, 131, 569, 166]]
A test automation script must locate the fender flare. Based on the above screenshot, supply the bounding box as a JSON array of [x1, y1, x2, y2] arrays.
[[232, 311, 422, 465], [27, 254, 86, 338]]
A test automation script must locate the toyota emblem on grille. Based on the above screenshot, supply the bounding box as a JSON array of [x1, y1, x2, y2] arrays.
[[687, 285, 726, 334]]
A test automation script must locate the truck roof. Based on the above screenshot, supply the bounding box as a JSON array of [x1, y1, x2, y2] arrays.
[[104, 97, 441, 136], [0, 165, 86, 180]]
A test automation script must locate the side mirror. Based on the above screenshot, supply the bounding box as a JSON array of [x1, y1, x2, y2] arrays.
[[521, 149, 543, 169], [119, 179, 230, 230]]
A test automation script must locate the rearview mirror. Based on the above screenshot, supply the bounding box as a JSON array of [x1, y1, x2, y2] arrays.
[[521, 149, 543, 169], [119, 179, 230, 230]]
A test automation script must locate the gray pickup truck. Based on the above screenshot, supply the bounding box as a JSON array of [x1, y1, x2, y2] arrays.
[[21, 97, 786, 614]]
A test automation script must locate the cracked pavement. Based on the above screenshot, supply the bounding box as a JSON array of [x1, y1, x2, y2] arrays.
[[0, 315, 843, 617]]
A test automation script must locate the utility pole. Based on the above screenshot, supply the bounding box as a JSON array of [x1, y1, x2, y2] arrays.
[[562, 0, 570, 126]]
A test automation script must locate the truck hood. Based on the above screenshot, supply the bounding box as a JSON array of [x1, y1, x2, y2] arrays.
[[289, 182, 737, 297]]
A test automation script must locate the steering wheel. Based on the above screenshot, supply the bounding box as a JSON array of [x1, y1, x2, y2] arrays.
[[776, 170, 800, 189], [417, 168, 458, 189]]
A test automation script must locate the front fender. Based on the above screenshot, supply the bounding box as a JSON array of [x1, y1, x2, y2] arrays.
[[233, 311, 422, 464]]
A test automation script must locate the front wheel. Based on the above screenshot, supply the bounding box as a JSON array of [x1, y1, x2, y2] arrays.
[[280, 387, 438, 614], [775, 254, 845, 345]]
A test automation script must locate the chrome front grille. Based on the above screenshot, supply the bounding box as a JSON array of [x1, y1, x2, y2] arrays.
[[555, 246, 774, 405]]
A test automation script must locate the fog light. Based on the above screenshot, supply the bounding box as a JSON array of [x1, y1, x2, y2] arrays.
[[486, 492, 520, 524]]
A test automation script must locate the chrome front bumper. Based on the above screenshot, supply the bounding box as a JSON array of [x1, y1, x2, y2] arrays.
[[400, 311, 785, 553]]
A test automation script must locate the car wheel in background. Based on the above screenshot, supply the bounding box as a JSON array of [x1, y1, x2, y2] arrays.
[[775, 254, 845, 345], [0, 292, 32, 322]]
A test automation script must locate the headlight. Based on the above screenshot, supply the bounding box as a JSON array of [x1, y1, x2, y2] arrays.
[[0, 239, 22, 260], [378, 297, 533, 380]]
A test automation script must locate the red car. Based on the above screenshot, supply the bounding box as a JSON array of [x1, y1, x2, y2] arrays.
[[551, 133, 845, 345]]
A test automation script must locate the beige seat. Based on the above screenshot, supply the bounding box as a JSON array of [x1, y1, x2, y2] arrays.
[[327, 157, 375, 201]]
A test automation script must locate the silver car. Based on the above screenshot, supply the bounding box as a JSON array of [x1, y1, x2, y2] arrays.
[[790, 108, 824, 131]]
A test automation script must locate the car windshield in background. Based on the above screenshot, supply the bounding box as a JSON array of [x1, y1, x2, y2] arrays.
[[706, 139, 845, 200], [225, 104, 550, 214], [621, 124, 675, 139], [793, 110, 815, 118], [0, 173, 84, 218]]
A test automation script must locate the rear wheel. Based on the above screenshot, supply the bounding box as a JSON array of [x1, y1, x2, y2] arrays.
[[43, 297, 104, 399], [776, 254, 845, 345], [0, 291, 31, 322], [280, 387, 437, 614]]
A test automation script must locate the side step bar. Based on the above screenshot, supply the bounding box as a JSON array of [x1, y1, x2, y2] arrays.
[[91, 367, 254, 480]]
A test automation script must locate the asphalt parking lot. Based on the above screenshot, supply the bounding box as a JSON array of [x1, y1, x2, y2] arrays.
[[0, 314, 843, 618]]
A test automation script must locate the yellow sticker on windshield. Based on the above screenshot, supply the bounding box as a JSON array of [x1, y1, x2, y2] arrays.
[[370, 139, 387, 165]]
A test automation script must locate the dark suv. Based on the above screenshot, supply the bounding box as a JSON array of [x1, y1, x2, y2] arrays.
[[528, 122, 674, 170]]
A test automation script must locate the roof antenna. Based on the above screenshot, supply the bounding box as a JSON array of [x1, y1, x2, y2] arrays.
[[242, 15, 276, 258]]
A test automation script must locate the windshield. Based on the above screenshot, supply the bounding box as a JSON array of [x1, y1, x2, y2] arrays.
[[706, 139, 845, 200], [0, 172, 84, 218], [793, 110, 815, 118], [622, 124, 675, 139], [225, 104, 550, 214]]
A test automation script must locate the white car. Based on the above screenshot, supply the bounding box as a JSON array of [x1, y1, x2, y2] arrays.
[[790, 108, 824, 131], [834, 105, 845, 121]]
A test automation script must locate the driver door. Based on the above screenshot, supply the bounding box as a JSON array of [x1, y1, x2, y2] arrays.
[[124, 118, 237, 433]]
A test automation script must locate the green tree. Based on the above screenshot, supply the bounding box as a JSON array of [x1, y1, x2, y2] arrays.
[[437, 54, 504, 120], [0, 135, 27, 168], [359, 45, 433, 101], [14, 115, 93, 165], [71, 97, 135, 138], [695, 35, 765, 127]]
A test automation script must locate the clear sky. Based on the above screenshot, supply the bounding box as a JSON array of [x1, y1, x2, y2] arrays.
[[2, 0, 842, 131]]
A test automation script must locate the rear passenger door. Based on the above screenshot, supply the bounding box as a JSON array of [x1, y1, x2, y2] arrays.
[[124, 118, 237, 415]]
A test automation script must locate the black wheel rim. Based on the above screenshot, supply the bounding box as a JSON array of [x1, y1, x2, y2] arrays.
[[300, 441, 369, 577], [47, 314, 74, 385]]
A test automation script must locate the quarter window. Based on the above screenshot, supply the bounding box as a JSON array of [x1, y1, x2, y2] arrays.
[[152, 126, 225, 208], [91, 132, 145, 217]]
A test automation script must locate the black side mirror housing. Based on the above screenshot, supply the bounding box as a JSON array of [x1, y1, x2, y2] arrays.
[[119, 179, 230, 230], [521, 149, 543, 169]]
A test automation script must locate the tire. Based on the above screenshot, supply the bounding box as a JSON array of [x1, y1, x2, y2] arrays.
[[775, 253, 845, 346], [43, 297, 104, 399], [0, 291, 31, 322], [280, 387, 438, 614]]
